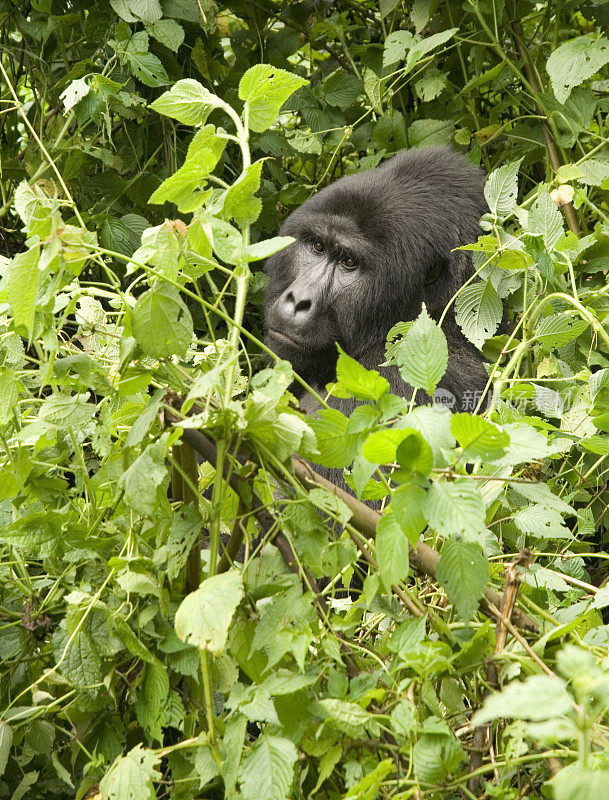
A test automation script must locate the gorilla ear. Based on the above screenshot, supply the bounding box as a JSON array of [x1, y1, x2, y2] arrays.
[[424, 257, 447, 286]]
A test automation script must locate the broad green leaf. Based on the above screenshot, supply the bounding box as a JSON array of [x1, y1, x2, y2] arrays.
[[513, 504, 572, 540], [411, 0, 432, 31], [396, 429, 434, 475], [455, 280, 502, 349], [484, 158, 522, 219], [221, 160, 264, 226], [238, 734, 298, 800], [413, 722, 464, 783], [119, 444, 167, 516], [204, 217, 243, 264], [308, 408, 359, 468], [391, 482, 427, 545], [472, 674, 574, 724], [127, 50, 168, 87], [149, 125, 225, 210], [335, 346, 390, 401], [135, 661, 170, 742], [529, 190, 564, 249], [318, 698, 370, 737], [344, 759, 393, 799], [547, 36, 609, 103], [535, 314, 588, 351], [396, 307, 448, 394], [551, 765, 609, 800], [238, 65, 308, 132], [175, 570, 244, 654], [0, 721, 12, 777], [436, 538, 489, 623], [405, 28, 458, 72], [321, 72, 363, 106], [451, 414, 509, 461], [407, 117, 454, 147], [376, 509, 409, 590], [146, 18, 184, 51], [7, 245, 40, 338], [0, 368, 22, 425], [424, 480, 486, 541], [100, 744, 161, 800], [222, 715, 247, 796], [127, 0, 162, 21], [131, 283, 193, 358], [150, 78, 225, 125], [244, 235, 295, 262]]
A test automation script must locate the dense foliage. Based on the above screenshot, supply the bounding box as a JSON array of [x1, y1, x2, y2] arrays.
[[2, 1, 609, 798]]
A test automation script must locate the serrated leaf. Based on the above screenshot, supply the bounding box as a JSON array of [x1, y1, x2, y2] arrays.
[[424, 480, 486, 542], [238, 734, 298, 800], [221, 161, 264, 226], [436, 538, 489, 623], [127, 0, 162, 21], [150, 78, 225, 125], [308, 408, 359, 468], [119, 444, 167, 516], [244, 235, 295, 261], [451, 414, 509, 461], [100, 744, 161, 800], [551, 765, 609, 800], [529, 191, 564, 249], [127, 50, 168, 87], [132, 283, 193, 358], [7, 246, 40, 338], [513, 504, 572, 540], [455, 280, 502, 349], [175, 570, 244, 654], [547, 36, 609, 103], [146, 18, 184, 50], [484, 158, 522, 219], [238, 65, 308, 133], [472, 674, 574, 724], [321, 72, 363, 106], [396, 307, 448, 394], [376, 509, 409, 590], [391, 482, 427, 545], [335, 346, 390, 401], [535, 314, 588, 351]]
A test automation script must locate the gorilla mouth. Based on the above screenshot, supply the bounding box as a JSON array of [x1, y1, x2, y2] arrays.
[[267, 328, 306, 349]]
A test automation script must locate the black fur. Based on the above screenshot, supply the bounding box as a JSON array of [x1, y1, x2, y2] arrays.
[[264, 147, 490, 411]]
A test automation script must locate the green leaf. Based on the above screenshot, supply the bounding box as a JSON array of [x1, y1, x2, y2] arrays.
[[547, 36, 609, 103], [451, 414, 509, 461], [436, 538, 489, 623], [308, 408, 359, 468], [321, 72, 363, 106], [472, 674, 574, 724], [131, 283, 193, 358], [484, 158, 522, 219], [413, 723, 464, 783], [150, 78, 225, 125], [127, 0, 162, 21], [391, 482, 427, 545], [407, 117, 454, 147], [175, 570, 244, 654], [335, 345, 390, 401], [8, 245, 40, 338], [318, 698, 370, 736], [396, 306, 448, 394], [100, 744, 161, 800], [535, 314, 588, 352], [146, 18, 184, 51], [149, 125, 225, 210], [238, 65, 308, 133], [344, 759, 394, 799], [529, 190, 564, 249], [119, 444, 167, 516], [244, 236, 295, 262], [513, 504, 572, 540], [455, 280, 503, 349], [376, 509, 409, 590], [424, 480, 486, 542], [127, 50, 168, 87], [0, 721, 12, 778], [551, 765, 609, 800], [238, 734, 298, 800], [221, 160, 264, 226]]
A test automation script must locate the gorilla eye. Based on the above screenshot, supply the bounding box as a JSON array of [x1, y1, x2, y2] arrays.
[[342, 256, 357, 270], [312, 240, 325, 253]]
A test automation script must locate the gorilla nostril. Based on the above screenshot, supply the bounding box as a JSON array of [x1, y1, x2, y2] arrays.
[[294, 298, 312, 314]]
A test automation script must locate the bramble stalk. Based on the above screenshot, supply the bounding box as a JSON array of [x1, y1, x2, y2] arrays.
[[207, 107, 252, 580]]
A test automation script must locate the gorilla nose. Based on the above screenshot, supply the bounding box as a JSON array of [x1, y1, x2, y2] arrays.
[[278, 288, 314, 323]]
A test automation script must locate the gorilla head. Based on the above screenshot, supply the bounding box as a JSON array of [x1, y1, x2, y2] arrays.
[[264, 147, 489, 401]]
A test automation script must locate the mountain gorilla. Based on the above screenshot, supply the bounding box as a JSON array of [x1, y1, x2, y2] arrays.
[[264, 147, 490, 415]]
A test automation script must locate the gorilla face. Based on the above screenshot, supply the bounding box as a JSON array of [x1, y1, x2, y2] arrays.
[[264, 147, 488, 392]]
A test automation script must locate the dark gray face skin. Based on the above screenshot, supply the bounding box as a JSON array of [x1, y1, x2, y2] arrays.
[[264, 146, 491, 399]]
